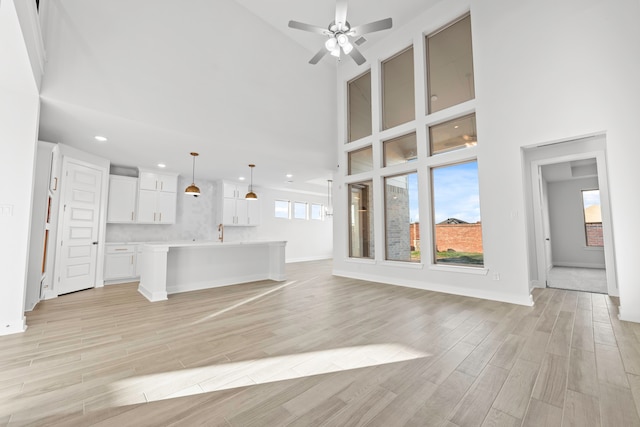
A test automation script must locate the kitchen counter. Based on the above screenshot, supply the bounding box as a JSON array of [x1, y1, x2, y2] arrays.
[[137, 240, 287, 302]]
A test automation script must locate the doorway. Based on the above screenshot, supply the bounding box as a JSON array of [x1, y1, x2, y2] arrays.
[[524, 135, 617, 296]]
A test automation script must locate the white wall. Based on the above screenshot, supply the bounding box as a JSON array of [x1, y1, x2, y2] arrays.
[[106, 178, 333, 263], [333, 0, 640, 311], [547, 177, 605, 268], [223, 188, 333, 263], [25, 142, 55, 311], [0, 0, 41, 334]]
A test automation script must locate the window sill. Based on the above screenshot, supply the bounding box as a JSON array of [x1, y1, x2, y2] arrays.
[[379, 260, 424, 269], [428, 264, 489, 275], [345, 257, 376, 265]]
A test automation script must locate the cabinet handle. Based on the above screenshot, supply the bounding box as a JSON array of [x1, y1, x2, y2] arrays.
[[131, 255, 134, 265], [159, 212, 162, 222], [52, 177, 58, 191], [155, 181, 158, 190], [115, 248, 128, 251], [160, 181, 164, 191], [131, 212, 134, 221], [154, 212, 157, 221]]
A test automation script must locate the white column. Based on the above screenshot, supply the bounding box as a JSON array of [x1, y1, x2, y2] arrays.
[[138, 245, 169, 302]]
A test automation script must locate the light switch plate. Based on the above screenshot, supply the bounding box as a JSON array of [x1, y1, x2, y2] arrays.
[[0, 204, 14, 217]]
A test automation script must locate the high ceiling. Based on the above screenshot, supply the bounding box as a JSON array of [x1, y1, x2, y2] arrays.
[[37, 0, 437, 193]]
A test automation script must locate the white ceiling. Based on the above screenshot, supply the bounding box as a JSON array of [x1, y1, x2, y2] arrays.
[[37, 0, 435, 193]]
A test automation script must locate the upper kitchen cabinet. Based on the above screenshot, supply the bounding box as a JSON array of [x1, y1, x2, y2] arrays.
[[137, 169, 179, 224], [218, 180, 260, 226], [107, 175, 137, 223], [139, 170, 178, 193]]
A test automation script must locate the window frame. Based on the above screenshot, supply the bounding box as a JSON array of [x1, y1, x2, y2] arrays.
[[274, 200, 290, 219], [293, 201, 308, 220]]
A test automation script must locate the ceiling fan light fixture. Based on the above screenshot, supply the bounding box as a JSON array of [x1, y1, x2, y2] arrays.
[[336, 33, 349, 46], [330, 47, 341, 58], [342, 42, 353, 54], [325, 37, 338, 51]]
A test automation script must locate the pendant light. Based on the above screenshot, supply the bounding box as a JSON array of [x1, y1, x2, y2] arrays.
[[325, 179, 334, 217], [245, 164, 257, 200], [184, 152, 201, 197]]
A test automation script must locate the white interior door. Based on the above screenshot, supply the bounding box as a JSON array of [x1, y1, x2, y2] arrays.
[[57, 160, 104, 295]]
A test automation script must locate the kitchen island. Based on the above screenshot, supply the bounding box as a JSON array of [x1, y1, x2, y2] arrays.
[[138, 240, 286, 302]]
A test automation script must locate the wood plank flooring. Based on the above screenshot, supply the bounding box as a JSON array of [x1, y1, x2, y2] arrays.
[[2, 260, 640, 426]]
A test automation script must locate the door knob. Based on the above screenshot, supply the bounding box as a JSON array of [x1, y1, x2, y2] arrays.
[[92, 241, 98, 245]]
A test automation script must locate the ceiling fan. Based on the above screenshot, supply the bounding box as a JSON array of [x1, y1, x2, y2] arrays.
[[288, 0, 393, 66]]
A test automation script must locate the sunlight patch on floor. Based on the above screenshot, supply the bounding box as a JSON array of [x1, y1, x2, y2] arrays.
[[110, 343, 430, 403], [190, 278, 312, 326]]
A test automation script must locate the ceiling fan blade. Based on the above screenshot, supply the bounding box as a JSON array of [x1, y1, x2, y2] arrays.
[[309, 47, 329, 65], [350, 17, 393, 37], [335, 0, 348, 28], [288, 20, 330, 35], [348, 45, 366, 66], [354, 36, 366, 46]]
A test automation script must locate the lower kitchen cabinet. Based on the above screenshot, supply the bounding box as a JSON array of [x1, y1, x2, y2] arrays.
[[104, 244, 138, 282]]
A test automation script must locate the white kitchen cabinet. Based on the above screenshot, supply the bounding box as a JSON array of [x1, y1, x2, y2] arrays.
[[137, 169, 179, 224], [218, 180, 260, 226], [222, 181, 247, 199], [107, 175, 137, 223], [139, 170, 178, 193], [104, 244, 137, 281]]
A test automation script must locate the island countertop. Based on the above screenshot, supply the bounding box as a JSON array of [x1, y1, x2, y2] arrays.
[[141, 240, 286, 249]]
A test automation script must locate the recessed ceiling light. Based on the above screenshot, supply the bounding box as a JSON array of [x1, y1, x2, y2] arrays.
[[157, 163, 166, 168], [239, 177, 245, 181], [94, 135, 108, 142], [286, 174, 293, 178], [454, 125, 459, 129]]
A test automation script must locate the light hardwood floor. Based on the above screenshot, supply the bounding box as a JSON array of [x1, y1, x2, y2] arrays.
[[2, 260, 640, 426]]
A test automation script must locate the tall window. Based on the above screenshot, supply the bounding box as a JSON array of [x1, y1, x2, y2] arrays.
[[582, 189, 603, 247], [348, 71, 372, 142], [432, 161, 483, 266], [348, 146, 373, 175], [384, 133, 418, 166], [382, 47, 415, 130], [385, 173, 420, 262], [427, 15, 475, 114], [349, 182, 374, 259], [429, 114, 477, 156]]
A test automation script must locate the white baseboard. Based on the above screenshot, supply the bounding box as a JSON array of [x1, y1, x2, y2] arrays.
[[0, 317, 27, 336], [42, 289, 57, 300], [167, 273, 271, 295], [530, 280, 546, 290], [138, 284, 167, 302], [286, 256, 332, 264], [333, 269, 534, 307], [619, 305, 640, 324], [553, 262, 606, 269]]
